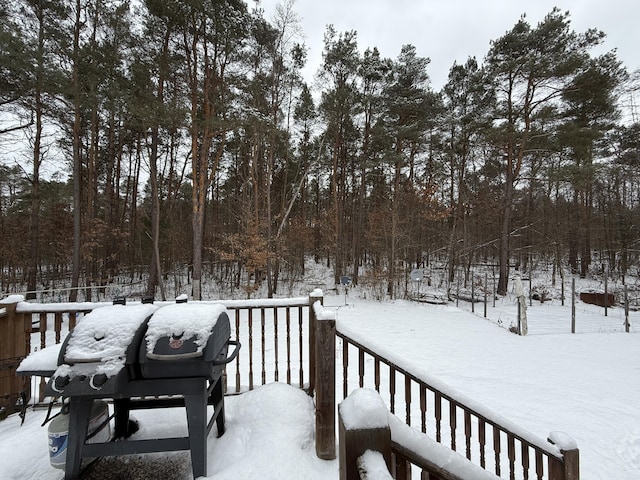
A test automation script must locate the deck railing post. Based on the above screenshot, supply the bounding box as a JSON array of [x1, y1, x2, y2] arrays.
[[339, 390, 391, 480], [0, 295, 31, 409], [315, 291, 336, 460], [562, 448, 580, 480], [548, 432, 579, 480]]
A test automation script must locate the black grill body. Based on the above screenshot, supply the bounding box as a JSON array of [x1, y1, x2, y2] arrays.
[[42, 302, 239, 480]]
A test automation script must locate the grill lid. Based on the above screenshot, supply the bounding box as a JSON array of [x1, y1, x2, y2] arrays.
[[58, 303, 158, 370], [144, 303, 227, 360]]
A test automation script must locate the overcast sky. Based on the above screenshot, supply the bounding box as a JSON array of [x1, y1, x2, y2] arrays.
[[256, 0, 639, 91]]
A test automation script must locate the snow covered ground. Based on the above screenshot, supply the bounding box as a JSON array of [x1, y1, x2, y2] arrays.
[[0, 292, 638, 479]]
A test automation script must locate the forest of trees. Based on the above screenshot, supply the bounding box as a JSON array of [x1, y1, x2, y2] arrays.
[[1, 0, 639, 301]]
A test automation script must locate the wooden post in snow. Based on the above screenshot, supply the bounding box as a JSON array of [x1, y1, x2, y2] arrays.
[[604, 274, 608, 317], [493, 273, 496, 307], [471, 271, 475, 313], [515, 276, 528, 335], [624, 286, 630, 333], [484, 273, 487, 318], [571, 279, 576, 334]]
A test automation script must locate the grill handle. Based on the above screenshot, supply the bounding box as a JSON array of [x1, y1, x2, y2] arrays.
[[213, 340, 241, 366]]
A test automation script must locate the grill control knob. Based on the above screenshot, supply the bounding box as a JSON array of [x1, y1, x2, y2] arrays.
[[90, 374, 108, 389], [53, 375, 70, 392], [56, 375, 70, 387]]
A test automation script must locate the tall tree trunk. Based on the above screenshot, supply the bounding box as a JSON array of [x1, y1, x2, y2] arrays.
[[497, 145, 518, 296], [146, 27, 171, 301], [389, 159, 401, 299], [70, 0, 82, 302], [27, 5, 46, 300], [498, 178, 513, 295], [27, 101, 41, 300]]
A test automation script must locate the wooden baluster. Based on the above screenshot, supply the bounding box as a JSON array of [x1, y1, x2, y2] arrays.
[[54, 312, 62, 344], [508, 433, 516, 480], [248, 309, 254, 390], [69, 311, 77, 331], [39, 312, 48, 401], [374, 357, 380, 393], [261, 308, 266, 385], [535, 450, 544, 480], [235, 309, 241, 393], [298, 306, 304, 388], [342, 340, 349, 399], [273, 307, 279, 382], [450, 400, 457, 451], [389, 366, 396, 415], [494, 427, 502, 476], [393, 452, 410, 480], [358, 349, 365, 388], [405, 374, 411, 426], [286, 307, 291, 385], [435, 392, 442, 443], [464, 410, 472, 460], [522, 443, 530, 480], [479, 419, 487, 468], [39, 313, 47, 350], [420, 384, 427, 433]]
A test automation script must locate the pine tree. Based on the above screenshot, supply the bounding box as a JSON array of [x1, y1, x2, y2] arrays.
[[484, 8, 605, 294]]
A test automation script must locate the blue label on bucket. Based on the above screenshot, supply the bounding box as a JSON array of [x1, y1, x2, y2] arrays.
[[49, 432, 68, 466]]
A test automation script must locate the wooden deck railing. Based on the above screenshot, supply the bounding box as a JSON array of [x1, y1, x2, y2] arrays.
[[2, 291, 323, 404], [4, 292, 579, 480], [332, 328, 579, 480]]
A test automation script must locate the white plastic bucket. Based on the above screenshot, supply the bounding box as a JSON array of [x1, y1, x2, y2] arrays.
[[48, 401, 111, 469]]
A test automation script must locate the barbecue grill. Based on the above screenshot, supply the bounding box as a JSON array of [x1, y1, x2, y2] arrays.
[[35, 300, 239, 480]]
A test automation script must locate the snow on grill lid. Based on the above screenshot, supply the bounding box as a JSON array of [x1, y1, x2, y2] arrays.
[[144, 303, 227, 354], [61, 304, 158, 375]]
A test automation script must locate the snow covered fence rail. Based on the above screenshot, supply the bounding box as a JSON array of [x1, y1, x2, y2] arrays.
[[334, 322, 579, 480], [338, 388, 501, 480], [3, 291, 323, 404]]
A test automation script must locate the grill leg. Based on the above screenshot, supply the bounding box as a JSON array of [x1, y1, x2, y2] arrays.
[[113, 398, 131, 439], [212, 379, 225, 436], [185, 389, 208, 479], [65, 398, 93, 480]]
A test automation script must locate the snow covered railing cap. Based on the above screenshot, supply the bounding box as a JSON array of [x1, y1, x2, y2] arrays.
[[313, 300, 335, 321], [340, 388, 389, 431], [0, 294, 25, 305], [311, 289, 335, 321], [547, 431, 578, 451]]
